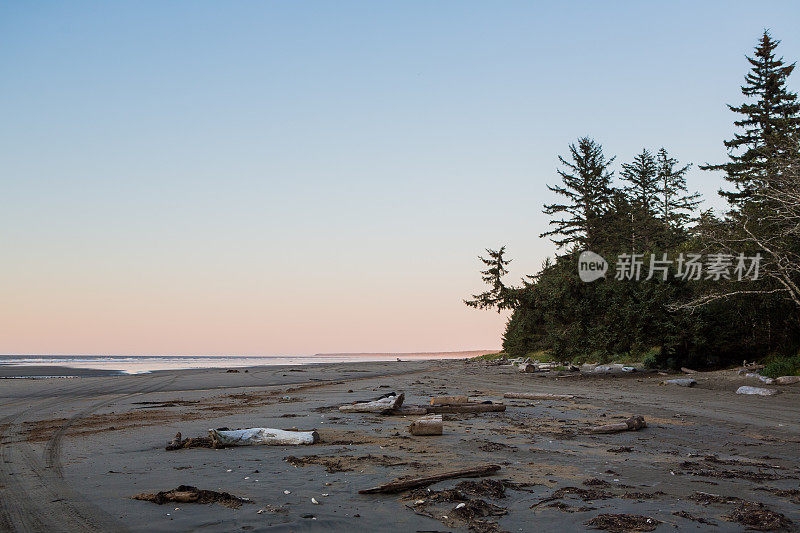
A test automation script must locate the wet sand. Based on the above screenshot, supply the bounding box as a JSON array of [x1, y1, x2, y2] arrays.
[[1, 360, 798, 532]]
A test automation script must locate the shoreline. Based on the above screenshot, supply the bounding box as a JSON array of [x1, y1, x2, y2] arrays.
[[1, 359, 798, 531], [0, 350, 499, 378]]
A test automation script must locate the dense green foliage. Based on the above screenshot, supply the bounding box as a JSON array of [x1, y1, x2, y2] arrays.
[[467, 31, 800, 369]]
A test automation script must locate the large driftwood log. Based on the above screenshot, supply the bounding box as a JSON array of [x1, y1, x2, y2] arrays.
[[736, 386, 779, 396], [504, 392, 574, 400], [775, 376, 800, 385], [588, 415, 647, 434], [429, 395, 469, 405], [209, 427, 319, 446], [339, 393, 405, 413], [408, 414, 443, 436], [427, 403, 505, 414], [388, 406, 429, 415], [358, 464, 501, 494]]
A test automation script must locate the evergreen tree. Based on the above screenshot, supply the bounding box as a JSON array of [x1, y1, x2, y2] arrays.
[[464, 247, 515, 312], [620, 149, 664, 251], [702, 30, 800, 205], [541, 138, 615, 248], [656, 148, 700, 228], [621, 149, 659, 213]]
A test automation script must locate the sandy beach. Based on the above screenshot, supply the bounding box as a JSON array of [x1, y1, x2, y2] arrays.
[[1, 359, 799, 532]]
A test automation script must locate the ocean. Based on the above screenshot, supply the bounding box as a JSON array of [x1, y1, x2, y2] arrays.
[[0, 352, 484, 375]]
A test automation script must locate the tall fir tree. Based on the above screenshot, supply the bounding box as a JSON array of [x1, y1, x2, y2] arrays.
[[702, 30, 800, 205], [621, 149, 659, 212], [464, 247, 514, 313], [620, 149, 662, 251], [541, 137, 615, 248], [655, 148, 700, 228]]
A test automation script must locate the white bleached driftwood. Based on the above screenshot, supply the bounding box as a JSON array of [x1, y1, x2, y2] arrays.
[[775, 376, 800, 385], [736, 386, 779, 396], [504, 392, 574, 400], [339, 393, 404, 413], [209, 427, 319, 447], [661, 379, 697, 387]]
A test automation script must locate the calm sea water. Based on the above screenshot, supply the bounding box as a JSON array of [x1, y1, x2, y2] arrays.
[[0, 353, 470, 375]]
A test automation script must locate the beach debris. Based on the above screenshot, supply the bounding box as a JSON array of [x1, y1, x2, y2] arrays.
[[359, 464, 501, 494], [531, 486, 614, 508], [284, 453, 412, 473], [165, 432, 213, 451], [133, 485, 251, 509], [504, 392, 574, 400], [339, 392, 404, 413], [408, 414, 443, 436], [518, 363, 537, 373], [672, 511, 716, 526], [743, 373, 776, 384], [406, 494, 507, 533], [725, 501, 792, 531], [588, 415, 646, 434], [387, 406, 428, 416], [775, 375, 800, 385], [736, 386, 779, 396], [585, 513, 660, 532], [689, 491, 742, 505], [590, 364, 637, 374], [311, 497, 319, 505], [405, 479, 509, 504], [680, 367, 698, 374], [430, 395, 469, 405], [210, 427, 319, 447], [607, 446, 633, 453], [427, 401, 505, 414], [661, 378, 697, 387], [283, 490, 291, 494], [226, 369, 240, 373]]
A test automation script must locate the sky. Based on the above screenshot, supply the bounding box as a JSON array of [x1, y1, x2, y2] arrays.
[[2, 2, 800, 356]]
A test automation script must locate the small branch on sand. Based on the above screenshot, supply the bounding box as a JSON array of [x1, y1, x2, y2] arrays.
[[359, 464, 501, 494]]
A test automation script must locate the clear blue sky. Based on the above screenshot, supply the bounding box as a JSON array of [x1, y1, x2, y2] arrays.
[[2, 2, 799, 355]]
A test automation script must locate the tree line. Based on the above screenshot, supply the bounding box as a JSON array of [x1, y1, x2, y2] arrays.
[[466, 31, 800, 372]]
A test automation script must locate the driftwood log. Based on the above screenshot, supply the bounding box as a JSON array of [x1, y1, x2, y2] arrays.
[[427, 403, 505, 414], [359, 464, 501, 494], [504, 392, 574, 400], [736, 386, 779, 396], [408, 414, 443, 436], [388, 406, 428, 415], [339, 393, 405, 413], [210, 427, 319, 446], [661, 379, 697, 387], [588, 415, 647, 434], [430, 395, 469, 405]]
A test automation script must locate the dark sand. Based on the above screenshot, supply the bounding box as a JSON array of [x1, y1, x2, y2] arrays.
[[1, 360, 798, 532], [0, 365, 122, 378]]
